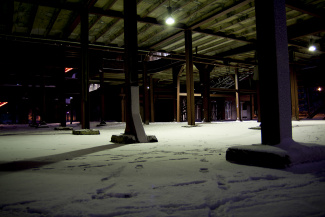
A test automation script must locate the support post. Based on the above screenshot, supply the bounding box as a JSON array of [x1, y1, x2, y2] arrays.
[[255, 0, 292, 145], [143, 61, 150, 125], [185, 29, 195, 126], [150, 75, 155, 122], [99, 71, 106, 125], [59, 68, 66, 127], [235, 68, 242, 121], [172, 65, 182, 122], [196, 63, 213, 122], [290, 51, 299, 120], [80, 3, 90, 129], [177, 73, 181, 122], [113, 0, 150, 143]]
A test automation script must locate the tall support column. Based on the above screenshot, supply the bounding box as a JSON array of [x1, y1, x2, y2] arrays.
[[121, 87, 126, 122], [255, 0, 292, 145], [123, 0, 147, 142], [172, 65, 182, 122], [143, 61, 150, 125], [177, 73, 181, 122], [290, 51, 299, 120], [59, 68, 66, 127], [185, 29, 195, 126], [150, 75, 155, 122], [235, 68, 242, 121], [80, 3, 90, 129], [99, 71, 106, 125], [196, 63, 213, 122]]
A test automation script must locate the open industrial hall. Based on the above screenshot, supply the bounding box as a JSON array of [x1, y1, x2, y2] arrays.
[[1, 0, 325, 216]]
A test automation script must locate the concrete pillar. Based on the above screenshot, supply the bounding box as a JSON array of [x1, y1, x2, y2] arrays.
[[80, 3, 90, 129], [185, 29, 195, 126], [123, 0, 147, 142], [255, 0, 292, 145]]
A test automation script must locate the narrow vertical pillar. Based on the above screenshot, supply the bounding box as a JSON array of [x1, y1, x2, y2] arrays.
[[177, 74, 181, 122], [255, 0, 292, 145], [40, 80, 47, 126], [235, 68, 242, 121], [185, 29, 195, 126], [59, 68, 66, 127], [121, 87, 126, 122], [290, 51, 299, 120], [99, 71, 106, 125], [150, 75, 155, 122], [143, 61, 150, 125], [197, 63, 213, 122], [123, 0, 147, 142], [80, 3, 90, 129], [250, 94, 255, 120], [172, 65, 182, 122]]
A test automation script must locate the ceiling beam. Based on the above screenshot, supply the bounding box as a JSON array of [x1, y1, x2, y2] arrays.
[[285, 0, 325, 19], [190, 0, 254, 30]]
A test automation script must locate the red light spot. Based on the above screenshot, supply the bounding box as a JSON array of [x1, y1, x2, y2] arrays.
[[65, 68, 73, 73]]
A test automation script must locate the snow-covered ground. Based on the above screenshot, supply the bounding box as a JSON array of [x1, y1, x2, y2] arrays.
[[1, 120, 325, 217]]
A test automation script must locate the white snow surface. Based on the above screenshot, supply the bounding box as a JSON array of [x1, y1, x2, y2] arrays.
[[1, 120, 325, 217]]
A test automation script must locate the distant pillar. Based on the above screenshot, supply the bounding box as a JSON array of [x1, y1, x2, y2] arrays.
[[121, 87, 126, 122], [99, 71, 106, 125], [290, 51, 299, 120], [172, 65, 182, 122], [59, 68, 66, 127], [80, 3, 90, 129], [143, 61, 150, 125], [235, 68, 242, 121], [150, 75, 155, 122], [250, 94, 255, 120], [255, 0, 292, 145], [196, 63, 213, 122], [123, 0, 147, 142], [185, 29, 195, 126]]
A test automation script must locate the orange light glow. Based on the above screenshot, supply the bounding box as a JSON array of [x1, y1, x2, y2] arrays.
[[317, 87, 322, 92], [65, 68, 73, 73], [0, 102, 8, 107]]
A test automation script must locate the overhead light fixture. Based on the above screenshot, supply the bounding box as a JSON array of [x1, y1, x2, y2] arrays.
[[165, 1, 174, 25], [308, 36, 317, 52], [308, 45, 316, 52]]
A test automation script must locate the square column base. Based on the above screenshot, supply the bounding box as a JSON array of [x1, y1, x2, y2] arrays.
[[72, 129, 100, 135], [226, 145, 290, 169], [111, 134, 158, 144]]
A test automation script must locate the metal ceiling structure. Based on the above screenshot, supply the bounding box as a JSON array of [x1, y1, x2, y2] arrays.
[[0, 0, 324, 88]]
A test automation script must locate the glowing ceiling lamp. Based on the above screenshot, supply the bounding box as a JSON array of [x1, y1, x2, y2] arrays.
[[165, 1, 175, 25], [308, 45, 316, 52]]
